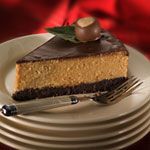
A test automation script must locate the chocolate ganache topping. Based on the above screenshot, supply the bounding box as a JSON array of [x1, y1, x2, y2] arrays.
[[17, 29, 128, 64]]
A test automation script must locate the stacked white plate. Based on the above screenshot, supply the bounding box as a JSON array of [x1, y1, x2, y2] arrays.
[[0, 34, 150, 150]]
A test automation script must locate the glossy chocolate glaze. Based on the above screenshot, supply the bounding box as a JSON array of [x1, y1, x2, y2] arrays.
[[17, 30, 128, 63]]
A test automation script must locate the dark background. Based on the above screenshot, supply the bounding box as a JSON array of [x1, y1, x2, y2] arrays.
[[0, 0, 150, 59], [0, 0, 150, 149]]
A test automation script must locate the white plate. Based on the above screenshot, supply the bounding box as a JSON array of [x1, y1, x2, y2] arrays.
[[1, 126, 149, 150], [106, 128, 149, 150], [0, 99, 150, 136], [5, 99, 150, 131], [0, 104, 149, 142], [0, 34, 150, 124], [0, 116, 149, 149]]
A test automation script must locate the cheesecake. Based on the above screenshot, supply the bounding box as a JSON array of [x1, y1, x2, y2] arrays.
[[12, 29, 128, 101]]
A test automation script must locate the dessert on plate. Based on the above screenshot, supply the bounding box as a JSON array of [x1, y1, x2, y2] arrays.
[[12, 17, 128, 101]]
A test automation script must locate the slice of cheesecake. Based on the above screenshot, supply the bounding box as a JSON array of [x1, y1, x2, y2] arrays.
[[12, 30, 128, 101]]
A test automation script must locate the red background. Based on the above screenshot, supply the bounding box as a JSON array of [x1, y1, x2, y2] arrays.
[[0, 0, 150, 149], [0, 0, 150, 59]]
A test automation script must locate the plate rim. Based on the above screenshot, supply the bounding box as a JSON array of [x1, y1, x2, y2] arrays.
[[5, 100, 150, 131], [0, 116, 149, 148], [0, 103, 149, 141], [0, 34, 150, 124], [1, 126, 149, 150]]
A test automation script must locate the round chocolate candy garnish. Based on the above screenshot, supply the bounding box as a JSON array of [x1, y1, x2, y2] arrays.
[[75, 17, 101, 42]]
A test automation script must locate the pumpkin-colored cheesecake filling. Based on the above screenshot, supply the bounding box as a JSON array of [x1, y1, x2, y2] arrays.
[[15, 51, 128, 92]]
